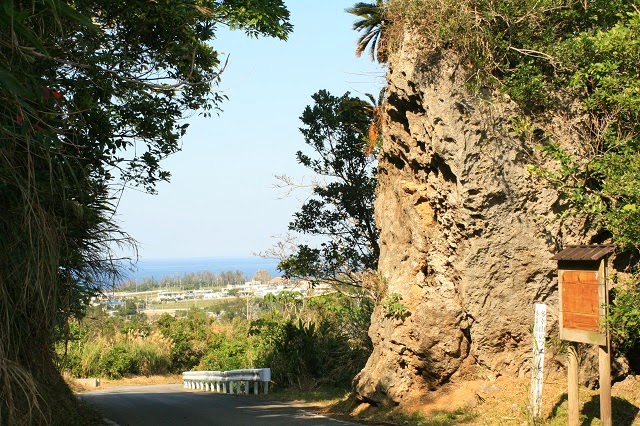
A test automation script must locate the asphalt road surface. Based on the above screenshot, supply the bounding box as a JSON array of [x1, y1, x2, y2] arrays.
[[80, 384, 361, 426]]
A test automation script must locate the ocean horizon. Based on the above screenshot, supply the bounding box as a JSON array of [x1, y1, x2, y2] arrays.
[[121, 256, 280, 282]]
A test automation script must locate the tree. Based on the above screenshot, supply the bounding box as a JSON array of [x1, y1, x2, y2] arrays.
[[0, 1, 291, 423], [253, 269, 272, 283], [346, 0, 389, 63], [278, 90, 379, 293]]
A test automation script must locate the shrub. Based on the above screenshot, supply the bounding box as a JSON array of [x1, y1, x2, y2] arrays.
[[249, 316, 368, 390], [608, 278, 640, 367], [198, 331, 250, 371], [382, 293, 409, 319]]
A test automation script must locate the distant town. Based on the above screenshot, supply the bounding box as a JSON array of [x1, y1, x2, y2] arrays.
[[92, 276, 333, 317]]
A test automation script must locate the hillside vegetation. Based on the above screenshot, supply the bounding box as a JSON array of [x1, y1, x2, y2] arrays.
[[58, 292, 372, 390]]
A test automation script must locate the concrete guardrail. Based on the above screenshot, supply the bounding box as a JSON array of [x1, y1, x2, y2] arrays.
[[183, 368, 271, 395]]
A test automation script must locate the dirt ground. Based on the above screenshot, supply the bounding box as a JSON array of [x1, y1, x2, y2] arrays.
[[67, 374, 182, 393], [336, 375, 640, 425]]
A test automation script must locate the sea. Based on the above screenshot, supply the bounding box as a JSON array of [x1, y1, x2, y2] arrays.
[[121, 257, 280, 282]]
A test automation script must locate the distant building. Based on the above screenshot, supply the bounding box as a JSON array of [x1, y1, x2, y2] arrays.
[[157, 291, 184, 301]]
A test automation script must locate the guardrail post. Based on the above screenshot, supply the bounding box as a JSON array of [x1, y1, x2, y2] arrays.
[[261, 368, 271, 394], [253, 381, 258, 395]]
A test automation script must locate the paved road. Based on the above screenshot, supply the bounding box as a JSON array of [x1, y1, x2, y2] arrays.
[[80, 384, 360, 426]]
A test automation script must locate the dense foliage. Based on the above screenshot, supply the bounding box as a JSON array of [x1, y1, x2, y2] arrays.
[[607, 278, 640, 367], [59, 292, 373, 389], [1, 1, 290, 423], [278, 91, 380, 292]]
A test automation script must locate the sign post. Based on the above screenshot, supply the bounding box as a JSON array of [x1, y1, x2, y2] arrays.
[[567, 343, 579, 425], [599, 342, 612, 425], [531, 303, 547, 419]]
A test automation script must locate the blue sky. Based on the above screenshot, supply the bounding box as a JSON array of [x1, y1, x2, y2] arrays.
[[116, 1, 384, 260]]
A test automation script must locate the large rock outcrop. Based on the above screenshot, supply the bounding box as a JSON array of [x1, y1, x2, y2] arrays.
[[355, 35, 583, 406]]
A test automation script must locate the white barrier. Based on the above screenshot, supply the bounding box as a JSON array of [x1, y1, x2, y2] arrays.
[[183, 368, 271, 395]]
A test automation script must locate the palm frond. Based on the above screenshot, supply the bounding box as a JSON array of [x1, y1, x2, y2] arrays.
[[346, 0, 388, 62]]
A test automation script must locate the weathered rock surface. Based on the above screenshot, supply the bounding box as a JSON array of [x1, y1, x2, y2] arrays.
[[355, 34, 583, 406]]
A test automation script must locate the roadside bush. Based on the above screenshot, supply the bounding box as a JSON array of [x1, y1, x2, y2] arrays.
[[608, 277, 640, 371], [250, 317, 368, 390], [153, 311, 209, 372], [198, 331, 250, 371], [122, 330, 173, 376], [99, 345, 136, 379]]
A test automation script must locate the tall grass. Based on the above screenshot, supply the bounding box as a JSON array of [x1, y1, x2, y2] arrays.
[[61, 330, 173, 379]]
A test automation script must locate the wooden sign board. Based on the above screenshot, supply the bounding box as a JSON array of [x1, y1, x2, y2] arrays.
[[553, 245, 614, 426], [557, 259, 608, 346]]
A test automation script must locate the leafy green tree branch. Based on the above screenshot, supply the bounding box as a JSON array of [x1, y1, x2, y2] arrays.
[[276, 90, 380, 295]]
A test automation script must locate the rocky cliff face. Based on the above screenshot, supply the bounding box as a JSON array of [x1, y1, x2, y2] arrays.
[[355, 35, 579, 406]]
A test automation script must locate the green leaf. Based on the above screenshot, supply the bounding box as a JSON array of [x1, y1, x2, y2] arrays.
[[0, 68, 29, 96]]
